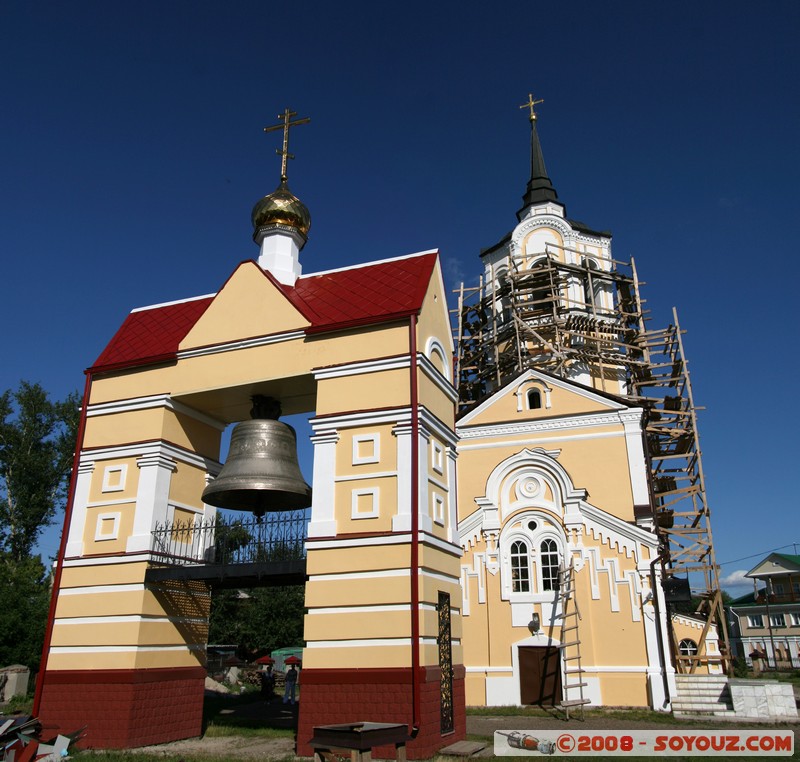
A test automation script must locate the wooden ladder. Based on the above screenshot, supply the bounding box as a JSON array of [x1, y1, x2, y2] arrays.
[[558, 559, 591, 720]]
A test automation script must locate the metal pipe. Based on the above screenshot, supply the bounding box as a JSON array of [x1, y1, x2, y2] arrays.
[[649, 546, 671, 708], [409, 314, 421, 732]]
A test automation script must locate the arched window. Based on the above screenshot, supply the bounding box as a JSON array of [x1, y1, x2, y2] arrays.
[[540, 539, 559, 591], [528, 257, 553, 314], [510, 540, 531, 592], [582, 258, 605, 314], [527, 389, 542, 410], [678, 639, 698, 656]]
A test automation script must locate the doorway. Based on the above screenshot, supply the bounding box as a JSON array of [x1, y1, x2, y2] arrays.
[[519, 646, 562, 705]]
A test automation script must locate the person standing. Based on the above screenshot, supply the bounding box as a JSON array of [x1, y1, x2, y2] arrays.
[[283, 664, 298, 704]]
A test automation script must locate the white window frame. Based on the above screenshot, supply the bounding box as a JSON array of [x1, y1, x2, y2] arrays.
[[352, 434, 380, 466], [499, 514, 564, 603], [747, 615, 764, 628], [94, 512, 121, 541], [432, 492, 445, 526], [431, 440, 444, 475], [351, 487, 379, 519], [102, 464, 128, 493], [769, 613, 786, 628], [509, 539, 531, 593]]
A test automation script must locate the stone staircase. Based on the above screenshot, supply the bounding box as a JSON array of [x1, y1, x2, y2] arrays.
[[671, 674, 736, 717]]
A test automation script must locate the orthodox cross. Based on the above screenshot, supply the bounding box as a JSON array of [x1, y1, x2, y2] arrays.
[[264, 108, 311, 182], [520, 93, 544, 122]]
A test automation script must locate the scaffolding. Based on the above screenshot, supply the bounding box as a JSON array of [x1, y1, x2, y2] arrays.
[[453, 243, 729, 674]]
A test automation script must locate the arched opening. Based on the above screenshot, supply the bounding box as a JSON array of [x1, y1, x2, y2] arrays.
[[527, 388, 542, 410]]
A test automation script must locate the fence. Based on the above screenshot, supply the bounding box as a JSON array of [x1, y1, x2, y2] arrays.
[[150, 510, 308, 567]]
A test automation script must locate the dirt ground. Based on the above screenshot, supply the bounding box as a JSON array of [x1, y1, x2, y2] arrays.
[[134, 695, 799, 760]]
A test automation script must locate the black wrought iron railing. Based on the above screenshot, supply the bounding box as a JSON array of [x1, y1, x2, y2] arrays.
[[150, 510, 308, 567]]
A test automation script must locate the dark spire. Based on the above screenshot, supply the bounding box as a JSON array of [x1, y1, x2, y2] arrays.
[[516, 94, 562, 220]]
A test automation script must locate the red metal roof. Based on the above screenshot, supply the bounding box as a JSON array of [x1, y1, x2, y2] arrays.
[[91, 251, 438, 373], [92, 296, 214, 372], [284, 251, 437, 333]]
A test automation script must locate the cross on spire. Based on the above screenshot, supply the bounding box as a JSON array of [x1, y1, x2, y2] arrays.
[[263, 107, 311, 183], [520, 93, 544, 122]]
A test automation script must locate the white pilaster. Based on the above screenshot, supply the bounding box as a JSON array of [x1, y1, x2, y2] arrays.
[[447, 448, 458, 545], [65, 462, 95, 558], [620, 410, 650, 508], [307, 430, 339, 537], [126, 451, 177, 554], [392, 423, 413, 532], [649, 562, 676, 708], [417, 426, 433, 534]]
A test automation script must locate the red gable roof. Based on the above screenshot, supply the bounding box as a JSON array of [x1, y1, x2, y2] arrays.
[[91, 251, 438, 373], [92, 295, 215, 372], [284, 251, 437, 333]]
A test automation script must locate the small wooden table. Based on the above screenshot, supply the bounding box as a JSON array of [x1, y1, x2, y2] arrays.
[[310, 722, 409, 762]]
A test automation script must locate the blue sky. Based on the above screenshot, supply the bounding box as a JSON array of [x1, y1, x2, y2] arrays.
[[2, 2, 798, 592]]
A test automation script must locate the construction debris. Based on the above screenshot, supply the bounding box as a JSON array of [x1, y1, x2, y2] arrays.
[[1, 713, 79, 762]]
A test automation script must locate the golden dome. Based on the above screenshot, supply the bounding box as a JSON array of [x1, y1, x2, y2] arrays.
[[251, 180, 311, 241]]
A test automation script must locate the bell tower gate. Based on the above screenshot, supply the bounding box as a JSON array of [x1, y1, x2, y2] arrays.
[[34, 252, 465, 759]]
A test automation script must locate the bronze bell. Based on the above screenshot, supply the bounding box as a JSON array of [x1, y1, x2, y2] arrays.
[[202, 396, 312, 516]]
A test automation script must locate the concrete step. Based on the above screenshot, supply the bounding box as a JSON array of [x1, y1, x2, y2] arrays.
[[439, 741, 488, 757]]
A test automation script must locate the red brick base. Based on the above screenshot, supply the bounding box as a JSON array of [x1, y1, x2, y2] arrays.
[[37, 667, 206, 748], [296, 666, 465, 759]]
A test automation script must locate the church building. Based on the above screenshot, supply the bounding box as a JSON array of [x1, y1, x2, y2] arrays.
[[452, 97, 723, 712], [34, 101, 725, 757]]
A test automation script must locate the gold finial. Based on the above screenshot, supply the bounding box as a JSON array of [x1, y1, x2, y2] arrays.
[[263, 107, 311, 183], [520, 93, 544, 122]]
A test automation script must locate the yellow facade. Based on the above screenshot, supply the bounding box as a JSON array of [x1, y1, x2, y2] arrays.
[[45, 251, 464, 710], [455, 363, 670, 707]]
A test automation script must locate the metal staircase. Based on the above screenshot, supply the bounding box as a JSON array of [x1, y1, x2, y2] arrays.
[[558, 560, 591, 719]]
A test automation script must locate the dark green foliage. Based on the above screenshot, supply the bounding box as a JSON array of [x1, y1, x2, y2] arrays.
[[208, 585, 304, 658], [0, 382, 79, 561], [0, 554, 51, 669], [0, 382, 78, 670], [732, 657, 750, 678]]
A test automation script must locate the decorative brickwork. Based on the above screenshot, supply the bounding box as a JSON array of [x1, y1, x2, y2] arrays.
[[37, 667, 205, 748], [296, 666, 465, 759]]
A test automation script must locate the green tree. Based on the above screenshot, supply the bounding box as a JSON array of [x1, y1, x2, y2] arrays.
[[208, 585, 305, 658], [0, 555, 51, 670], [0, 382, 79, 561]]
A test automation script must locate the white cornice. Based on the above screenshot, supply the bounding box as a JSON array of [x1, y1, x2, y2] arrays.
[[311, 407, 412, 431], [458, 410, 641, 440], [131, 293, 216, 313], [177, 329, 305, 360], [304, 248, 437, 278], [513, 215, 573, 241], [306, 529, 461, 557], [86, 394, 226, 430], [418, 353, 459, 403], [79, 440, 220, 472], [313, 355, 409, 380]]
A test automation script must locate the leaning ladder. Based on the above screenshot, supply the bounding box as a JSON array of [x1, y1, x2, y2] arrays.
[[558, 559, 591, 720]]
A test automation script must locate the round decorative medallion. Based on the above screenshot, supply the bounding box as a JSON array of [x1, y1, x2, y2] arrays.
[[516, 476, 541, 500]]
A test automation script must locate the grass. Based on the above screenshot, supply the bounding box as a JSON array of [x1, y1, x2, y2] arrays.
[[1, 694, 34, 714]]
